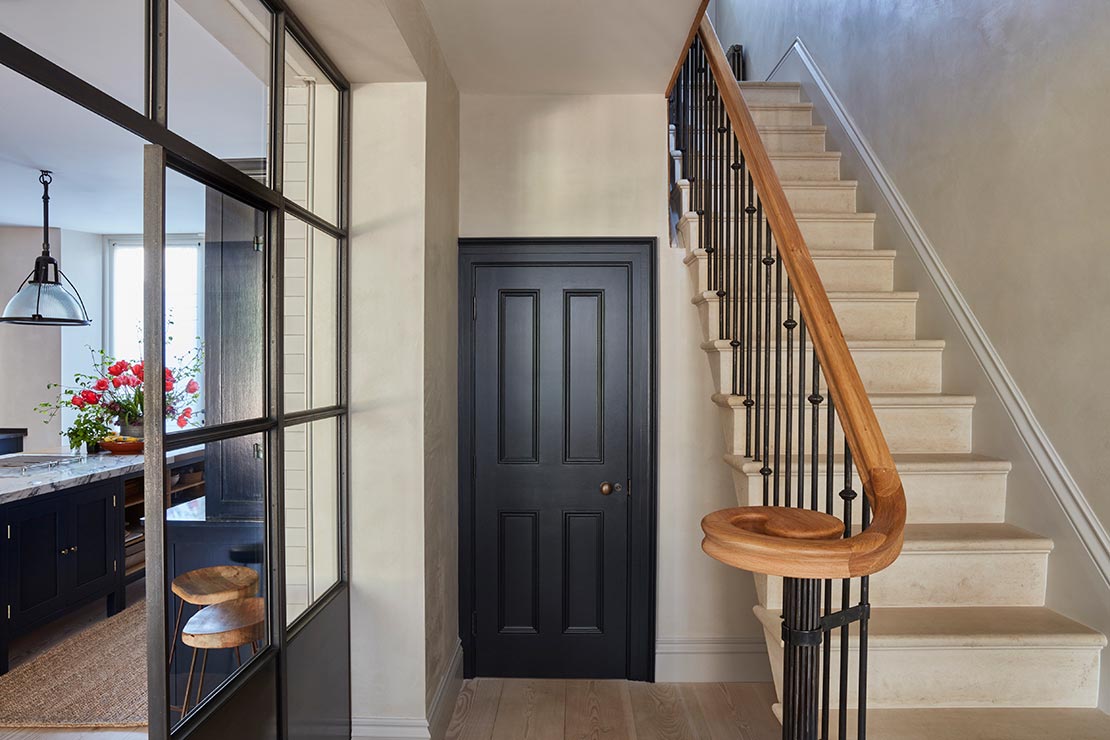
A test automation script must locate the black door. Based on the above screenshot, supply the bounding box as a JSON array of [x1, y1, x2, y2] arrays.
[[461, 239, 655, 680]]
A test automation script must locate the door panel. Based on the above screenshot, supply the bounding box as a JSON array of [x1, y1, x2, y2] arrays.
[[6, 498, 66, 630], [68, 483, 118, 602], [473, 263, 631, 677]]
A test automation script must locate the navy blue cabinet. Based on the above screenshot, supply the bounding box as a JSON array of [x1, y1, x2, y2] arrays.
[[0, 479, 124, 674]]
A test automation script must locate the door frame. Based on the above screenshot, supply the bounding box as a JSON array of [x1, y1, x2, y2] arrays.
[[458, 237, 657, 681]]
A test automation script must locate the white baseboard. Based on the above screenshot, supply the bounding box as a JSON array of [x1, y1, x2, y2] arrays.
[[655, 636, 771, 682], [769, 37, 1110, 588], [353, 641, 464, 740]]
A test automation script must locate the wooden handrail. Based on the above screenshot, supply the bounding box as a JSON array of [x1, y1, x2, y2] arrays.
[[664, 0, 711, 98], [690, 16, 906, 579]]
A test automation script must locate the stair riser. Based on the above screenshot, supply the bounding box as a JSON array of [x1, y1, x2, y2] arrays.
[[732, 467, 1008, 524], [672, 153, 841, 182], [677, 212, 875, 252], [703, 344, 943, 395], [762, 631, 1100, 709], [716, 398, 973, 456], [756, 549, 1047, 609], [675, 182, 856, 218], [760, 129, 826, 153], [740, 86, 802, 104], [685, 251, 894, 293], [696, 295, 918, 343], [772, 157, 841, 182], [686, 106, 814, 127]]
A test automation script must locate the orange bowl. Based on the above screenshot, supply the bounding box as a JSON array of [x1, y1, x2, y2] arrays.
[[100, 439, 144, 455]]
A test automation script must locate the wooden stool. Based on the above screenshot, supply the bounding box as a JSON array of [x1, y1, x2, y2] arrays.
[[169, 566, 258, 666], [180, 597, 266, 716]]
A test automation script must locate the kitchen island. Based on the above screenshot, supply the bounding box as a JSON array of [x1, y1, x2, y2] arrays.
[[0, 449, 203, 675]]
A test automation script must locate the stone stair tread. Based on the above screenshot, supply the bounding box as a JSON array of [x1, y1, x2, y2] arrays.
[[725, 451, 1011, 473], [685, 247, 895, 262], [756, 124, 827, 133], [678, 208, 877, 222], [693, 289, 918, 303], [711, 392, 973, 409], [825, 707, 1110, 739], [754, 605, 1104, 648], [701, 337, 942, 351], [894, 522, 1052, 553]]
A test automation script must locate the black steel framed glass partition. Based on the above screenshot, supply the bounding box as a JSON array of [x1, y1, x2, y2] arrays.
[[0, 2, 350, 738]]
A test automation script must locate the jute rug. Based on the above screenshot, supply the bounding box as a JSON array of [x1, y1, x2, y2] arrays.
[[0, 600, 147, 727]]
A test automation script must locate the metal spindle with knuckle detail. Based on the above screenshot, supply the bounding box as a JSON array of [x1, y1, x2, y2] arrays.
[[666, 8, 906, 740]]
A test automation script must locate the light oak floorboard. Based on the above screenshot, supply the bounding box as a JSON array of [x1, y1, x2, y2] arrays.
[[446, 678, 505, 740], [564, 680, 636, 740], [449, 679, 780, 740], [489, 679, 566, 740], [0, 732, 145, 739]]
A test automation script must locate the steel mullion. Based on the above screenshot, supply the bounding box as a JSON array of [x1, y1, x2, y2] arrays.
[[164, 418, 276, 451], [285, 198, 344, 240], [142, 144, 170, 740], [145, 0, 167, 126]]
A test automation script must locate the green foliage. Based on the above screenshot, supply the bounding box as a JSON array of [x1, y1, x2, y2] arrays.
[[62, 410, 114, 451]]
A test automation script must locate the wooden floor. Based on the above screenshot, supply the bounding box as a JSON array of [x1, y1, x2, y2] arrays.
[[445, 679, 780, 740]]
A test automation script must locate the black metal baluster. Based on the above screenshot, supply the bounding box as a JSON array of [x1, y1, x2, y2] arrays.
[[716, 91, 727, 340], [744, 173, 756, 457], [783, 283, 795, 507], [731, 148, 742, 400], [810, 351, 823, 511], [707, 74, 717, 299], [783, 577, 821, 740], [797, 319, 807, 509], [822, 393, 836, 740], [838, 443, 855, 740], [760, 208, 772, 494], [772, 240, 782, 506], [858, 491, 871, 740], [753, 194, 763, 464]]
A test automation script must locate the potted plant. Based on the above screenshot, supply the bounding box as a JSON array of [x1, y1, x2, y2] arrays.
[[38, 346, 204, 452]]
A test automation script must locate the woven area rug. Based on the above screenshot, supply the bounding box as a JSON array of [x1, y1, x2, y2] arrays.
[[0, 600, 147, 728]]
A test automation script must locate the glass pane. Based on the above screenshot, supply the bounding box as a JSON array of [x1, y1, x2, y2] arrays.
[[169, 0, 272, 176], [283, 33, 340, 224], [0, 64, 146, 450], [165, 169, 265, 432], [0, 0, 145, 111], [165, 432, 269, 727], [284, 219, 338, 412], [284, 418, 339, 623]]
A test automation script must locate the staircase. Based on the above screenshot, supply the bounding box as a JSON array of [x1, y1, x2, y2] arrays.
[[672, 80, 1109, 737]]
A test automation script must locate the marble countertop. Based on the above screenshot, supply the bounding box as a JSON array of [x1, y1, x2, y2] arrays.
[[0, 448, 202, 507]]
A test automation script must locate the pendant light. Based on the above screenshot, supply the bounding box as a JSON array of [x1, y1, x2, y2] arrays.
[[0, 171, 90, 326]]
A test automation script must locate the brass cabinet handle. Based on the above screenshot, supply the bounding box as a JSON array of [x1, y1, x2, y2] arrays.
[[60, 548, 70, 556]]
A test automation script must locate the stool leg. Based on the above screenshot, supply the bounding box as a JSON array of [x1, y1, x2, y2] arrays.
[[168, 598, 185, 666], [195, 648, 209, 708], [182, 647, 199, 716], [234, 645, 242, 668]]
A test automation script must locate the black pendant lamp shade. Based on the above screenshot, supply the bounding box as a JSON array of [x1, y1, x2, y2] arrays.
[[0, 171, 90, 326]]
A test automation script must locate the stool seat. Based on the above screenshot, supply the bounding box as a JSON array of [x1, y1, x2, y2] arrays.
[[171, 566, 258, 606], [183, 597, 266, 650]]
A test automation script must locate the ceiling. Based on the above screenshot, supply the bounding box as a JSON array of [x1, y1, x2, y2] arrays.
[[419, 0, 700, 93], [287, 0, 701, 93]]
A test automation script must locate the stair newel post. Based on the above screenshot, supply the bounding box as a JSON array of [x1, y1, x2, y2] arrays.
[[782, 577, 822, 740]]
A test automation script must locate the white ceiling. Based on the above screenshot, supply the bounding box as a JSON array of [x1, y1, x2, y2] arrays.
[[287, 0, 701, 93], [419, 0, 700, 93]]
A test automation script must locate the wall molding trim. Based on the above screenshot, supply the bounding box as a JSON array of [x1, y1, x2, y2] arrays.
[[770, 36, 1110, 588], [655, 636, 770, 682], [353, 641, 463, 739]]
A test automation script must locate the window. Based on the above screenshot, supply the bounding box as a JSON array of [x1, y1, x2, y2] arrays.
[[109, 238, 205, 428]]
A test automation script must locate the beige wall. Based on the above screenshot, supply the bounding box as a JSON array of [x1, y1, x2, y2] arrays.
[[0, 226, 60, 451], [714, 0, 1110, 534], [349, 3, 461, 734], [460, 93, 769, 680], [350, 81, 429, 723]]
